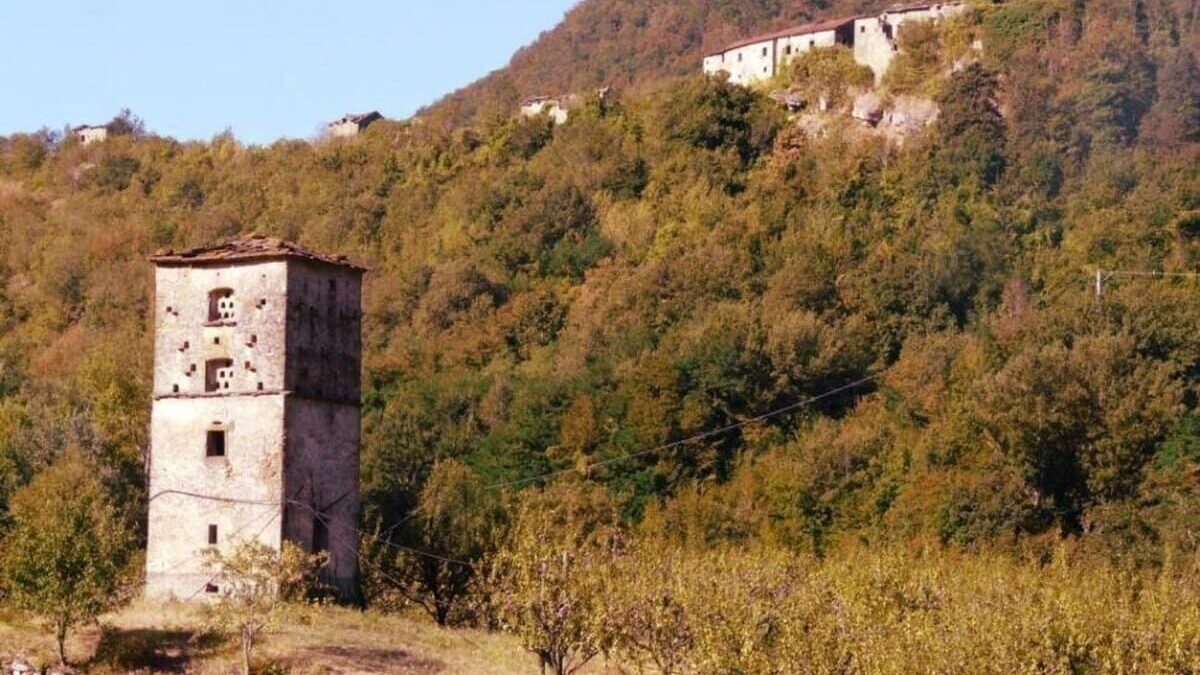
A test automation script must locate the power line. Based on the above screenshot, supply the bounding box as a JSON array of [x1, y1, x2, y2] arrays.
[[286, 498, 475, 569], [148, 488, 475, 569], [483, 373, 882, 491], [184, 510, 282, 601], [1094, 268, 1200, 298]]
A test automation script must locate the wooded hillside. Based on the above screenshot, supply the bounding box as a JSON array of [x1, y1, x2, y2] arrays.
[[1, 3, 1199, 658]]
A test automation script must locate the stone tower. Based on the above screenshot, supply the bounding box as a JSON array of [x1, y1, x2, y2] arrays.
[[145, 236, 365, 600]]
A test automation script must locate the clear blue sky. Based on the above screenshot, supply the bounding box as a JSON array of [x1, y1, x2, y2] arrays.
[[0, 1, 577, 145]]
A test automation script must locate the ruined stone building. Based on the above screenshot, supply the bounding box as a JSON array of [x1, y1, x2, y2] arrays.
[[520, 95, 572, 125], [853, 3, 968, 81], [145, 236, 365, 600], [702, 2, 966, 86], [327, 111, 383, 138], [72, 124, 108, 146]]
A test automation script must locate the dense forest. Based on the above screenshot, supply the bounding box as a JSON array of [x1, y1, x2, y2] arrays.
[[2, 0, 1200, 669]]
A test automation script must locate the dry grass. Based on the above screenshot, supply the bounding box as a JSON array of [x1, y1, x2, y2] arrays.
[[0, 601, 606, 674]]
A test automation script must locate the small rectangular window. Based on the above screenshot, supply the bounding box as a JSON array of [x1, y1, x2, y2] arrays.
[[205, 583, 219, 594], [208, 524, 218, 545], [206, 430, 226, 457], [761, 46, 768, 56]]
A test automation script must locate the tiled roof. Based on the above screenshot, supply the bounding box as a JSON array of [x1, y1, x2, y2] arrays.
[[150, 235, 367, 271], [329, 111, 382, 126], [885, 2, 956, 14], [706, 15, 861, 56]]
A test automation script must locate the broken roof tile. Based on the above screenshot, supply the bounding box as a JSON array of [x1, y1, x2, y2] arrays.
[[149, 235, 367, 272]]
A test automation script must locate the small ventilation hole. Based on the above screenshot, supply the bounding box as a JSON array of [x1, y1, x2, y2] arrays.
[[172, 384, 180, 393], [257, 382, 264, 391]]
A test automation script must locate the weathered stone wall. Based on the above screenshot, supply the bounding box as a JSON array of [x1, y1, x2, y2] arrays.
[[146, 396, 285, 599], [328, 121, 360, 138], [285, 260, 362, 404], [854, 4, 968, 81], [152, 261, 289, 398], [703, 26, 852, 87], [76, 127, 108, 145], [776, 28, 842, 68], [147, 257, 363, 601], [282, 397, 361, 596]]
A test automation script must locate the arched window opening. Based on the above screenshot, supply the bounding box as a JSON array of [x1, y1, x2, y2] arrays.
[[205, 358, 234, 392], [208, 288, 234, 322]]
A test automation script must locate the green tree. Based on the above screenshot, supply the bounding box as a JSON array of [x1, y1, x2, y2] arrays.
[[0, 451, 134, 665], [386, 459, 504, 625], [202, 539, 327, 675], [486, 481, 620, 675], [935, 63, 1006, 187]]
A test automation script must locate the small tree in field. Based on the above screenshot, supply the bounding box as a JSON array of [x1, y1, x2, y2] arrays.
[[202, 539, 327, 675], [0, 451, 133, 665], [487, 481, 621, 675], [390, 459, 504, 625]]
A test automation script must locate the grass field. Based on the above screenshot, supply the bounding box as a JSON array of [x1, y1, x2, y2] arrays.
[[0, 601, 599, 674]]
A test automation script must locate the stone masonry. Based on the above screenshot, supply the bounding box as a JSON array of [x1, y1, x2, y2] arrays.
[[145, 236, 365, 600]]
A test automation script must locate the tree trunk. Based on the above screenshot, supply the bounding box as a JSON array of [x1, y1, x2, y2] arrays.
[[242, 628, 253, 675], [55, 620, 68, 666]]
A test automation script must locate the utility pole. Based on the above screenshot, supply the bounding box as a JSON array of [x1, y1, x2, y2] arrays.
[[1095, 268, 1104, 299]]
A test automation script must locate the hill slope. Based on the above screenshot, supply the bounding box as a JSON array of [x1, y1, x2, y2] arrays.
[[0, 0, 1198, 605], [425, 0, 880, 123]]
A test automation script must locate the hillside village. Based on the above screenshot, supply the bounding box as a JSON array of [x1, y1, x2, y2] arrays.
[[520, 2, 978, 139], [702, 2, 967, 85]]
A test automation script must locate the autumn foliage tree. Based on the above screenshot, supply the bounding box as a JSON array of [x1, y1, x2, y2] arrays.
[[0, 452, 134, 665]]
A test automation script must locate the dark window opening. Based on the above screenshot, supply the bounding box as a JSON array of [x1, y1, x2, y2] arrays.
[[208, 524, 218, 545], [172, 384, 180, 393], [313, 515, 330, 554], [206, 429, 226, 457], [809, 39, 815, 47], [208, 288, 234, 322], [205, 359, 233, 392], [257, 382, 264, 391], [785, 45, 792, 55], [761, 46, 768, 56], [205, 583, 219, 594], [213, 336, 220, 345]]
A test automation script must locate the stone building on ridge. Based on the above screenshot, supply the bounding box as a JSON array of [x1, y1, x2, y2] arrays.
[[327, 111, 383, 138], [702, 16, 859, 87], [702, 2, 967, 86], [72, 124, 108, 146], [853, 3, 968, 81], [145, 236, 365, 600]]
